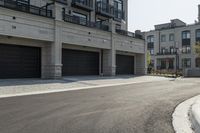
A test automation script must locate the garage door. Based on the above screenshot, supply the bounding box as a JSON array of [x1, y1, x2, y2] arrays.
[[116, 54, 134, 75], [62, 49, 99, 76], [0, 44, 41, 79]]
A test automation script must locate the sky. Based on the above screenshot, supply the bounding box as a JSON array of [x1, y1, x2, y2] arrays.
[[128, 0, 200, 32]]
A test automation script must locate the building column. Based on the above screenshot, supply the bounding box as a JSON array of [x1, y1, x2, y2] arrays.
[[135, 54, 146, 75], [102, 49, 116, 76], [41, 2, 63, 79], [102, 20, 116, 76]]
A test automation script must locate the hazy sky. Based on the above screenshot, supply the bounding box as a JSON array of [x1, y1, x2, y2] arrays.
[[128, 0, 200, 32]]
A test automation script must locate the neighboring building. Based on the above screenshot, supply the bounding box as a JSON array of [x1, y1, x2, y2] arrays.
[[145, 5, 200, 72], [0, 0, 146, 79]]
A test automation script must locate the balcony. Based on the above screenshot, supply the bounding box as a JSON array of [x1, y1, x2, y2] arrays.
[[114, 9, 124, 21], [72, 0, 93, 11], [96, 1, 114, 18], [157, 52, 177, 56], [115, 29, 143, 39], [0, 0, 53, 18], [55, 0, 68, 5], [62, 12, 110, 31]]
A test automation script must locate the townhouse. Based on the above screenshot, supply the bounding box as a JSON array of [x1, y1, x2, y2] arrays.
[[0, 0, 146, 79], [145, 5, 200, 74]]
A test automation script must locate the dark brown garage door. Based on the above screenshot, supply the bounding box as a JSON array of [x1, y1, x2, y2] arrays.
[[0, 44, 41, 79], [62, 49, 99, 76], [116, 54, 134, 75]]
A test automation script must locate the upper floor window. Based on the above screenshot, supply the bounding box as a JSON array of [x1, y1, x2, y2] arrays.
[[169, 34, 174, 41], [114, 0, 123, 19], [161, 35, 166, 42], [182, 31, 190, 39], [114, 0, 123, 10], [196, 29, 200, 38], [147, 35, 154, 43]]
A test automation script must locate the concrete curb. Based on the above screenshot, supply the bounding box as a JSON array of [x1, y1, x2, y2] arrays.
[[172, 95, 200, 133], [190, 98, 200, 133]]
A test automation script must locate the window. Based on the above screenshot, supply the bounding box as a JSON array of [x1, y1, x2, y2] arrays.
[[182, 46, 191, 54], [148, 49, 154, 55], [182, 31, 190, 39], [169, 34, 174, 41], [114, 0, 123, 19], [161, 35, 166, 42], [170, 47, 175, 54], [147, 35, 154, 43], [182, 58, 191, 68], [196, 58, 200, 67], [196, 29, 200, 38]]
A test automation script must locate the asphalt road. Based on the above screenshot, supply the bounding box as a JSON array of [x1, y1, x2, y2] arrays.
[[0, 78, 200, 133]]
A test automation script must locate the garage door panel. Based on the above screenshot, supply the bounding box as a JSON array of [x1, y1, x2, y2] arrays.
[[116, 54, 134, 75], [0, 44, 41, 79], [62, 49, 99, 76]]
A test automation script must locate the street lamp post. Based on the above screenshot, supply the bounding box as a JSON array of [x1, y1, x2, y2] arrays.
[[175, 47, 182, 77]]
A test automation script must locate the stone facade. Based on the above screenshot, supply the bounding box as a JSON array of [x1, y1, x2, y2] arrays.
[[145, 19, 200, 73], [0, 0, 146, 79]]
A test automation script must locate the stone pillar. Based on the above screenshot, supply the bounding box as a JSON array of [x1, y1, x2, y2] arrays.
[[41, 2, 63, 79], [102, 20, 116, 76], [135, 54, 146, 75], [102, 49, 116, 76]]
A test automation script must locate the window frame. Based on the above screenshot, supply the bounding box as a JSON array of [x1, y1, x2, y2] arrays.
[[182, 31, 191, 39], [161, 34, 166, 42], [169, 33, 174, 41]]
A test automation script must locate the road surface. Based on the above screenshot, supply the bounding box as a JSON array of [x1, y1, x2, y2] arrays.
[[0, 78, 200, 133]]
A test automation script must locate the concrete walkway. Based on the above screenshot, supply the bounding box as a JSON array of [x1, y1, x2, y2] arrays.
[[0, 76, 173, 98]]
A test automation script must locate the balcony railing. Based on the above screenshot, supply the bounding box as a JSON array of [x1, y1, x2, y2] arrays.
[[157, 52, 177, 55], [0, 0, 53, 18], [55, 0, 68, 5], [115, 29, 143, 39], [96, 1, 114, 18], [72, 0, 93, 11], [63, 12, 110, 31]]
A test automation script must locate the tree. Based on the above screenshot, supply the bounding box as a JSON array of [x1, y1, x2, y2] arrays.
[[147, 51, 152, 73], [195, 42, 200, 57], [147, 51, 151, 66]]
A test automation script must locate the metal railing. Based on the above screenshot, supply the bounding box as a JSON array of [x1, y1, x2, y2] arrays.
[[62, 12, 110, 31], [0, 0, 53, 18], [115, 29, 143, 39], [72, 0, 93, 9], [96, 1, 114, 17], [157, 52, 177, 55], [55, 0, 68, 5]]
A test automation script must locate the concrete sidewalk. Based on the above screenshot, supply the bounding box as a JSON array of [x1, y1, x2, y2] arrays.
[[0, 76, 173, 98]]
